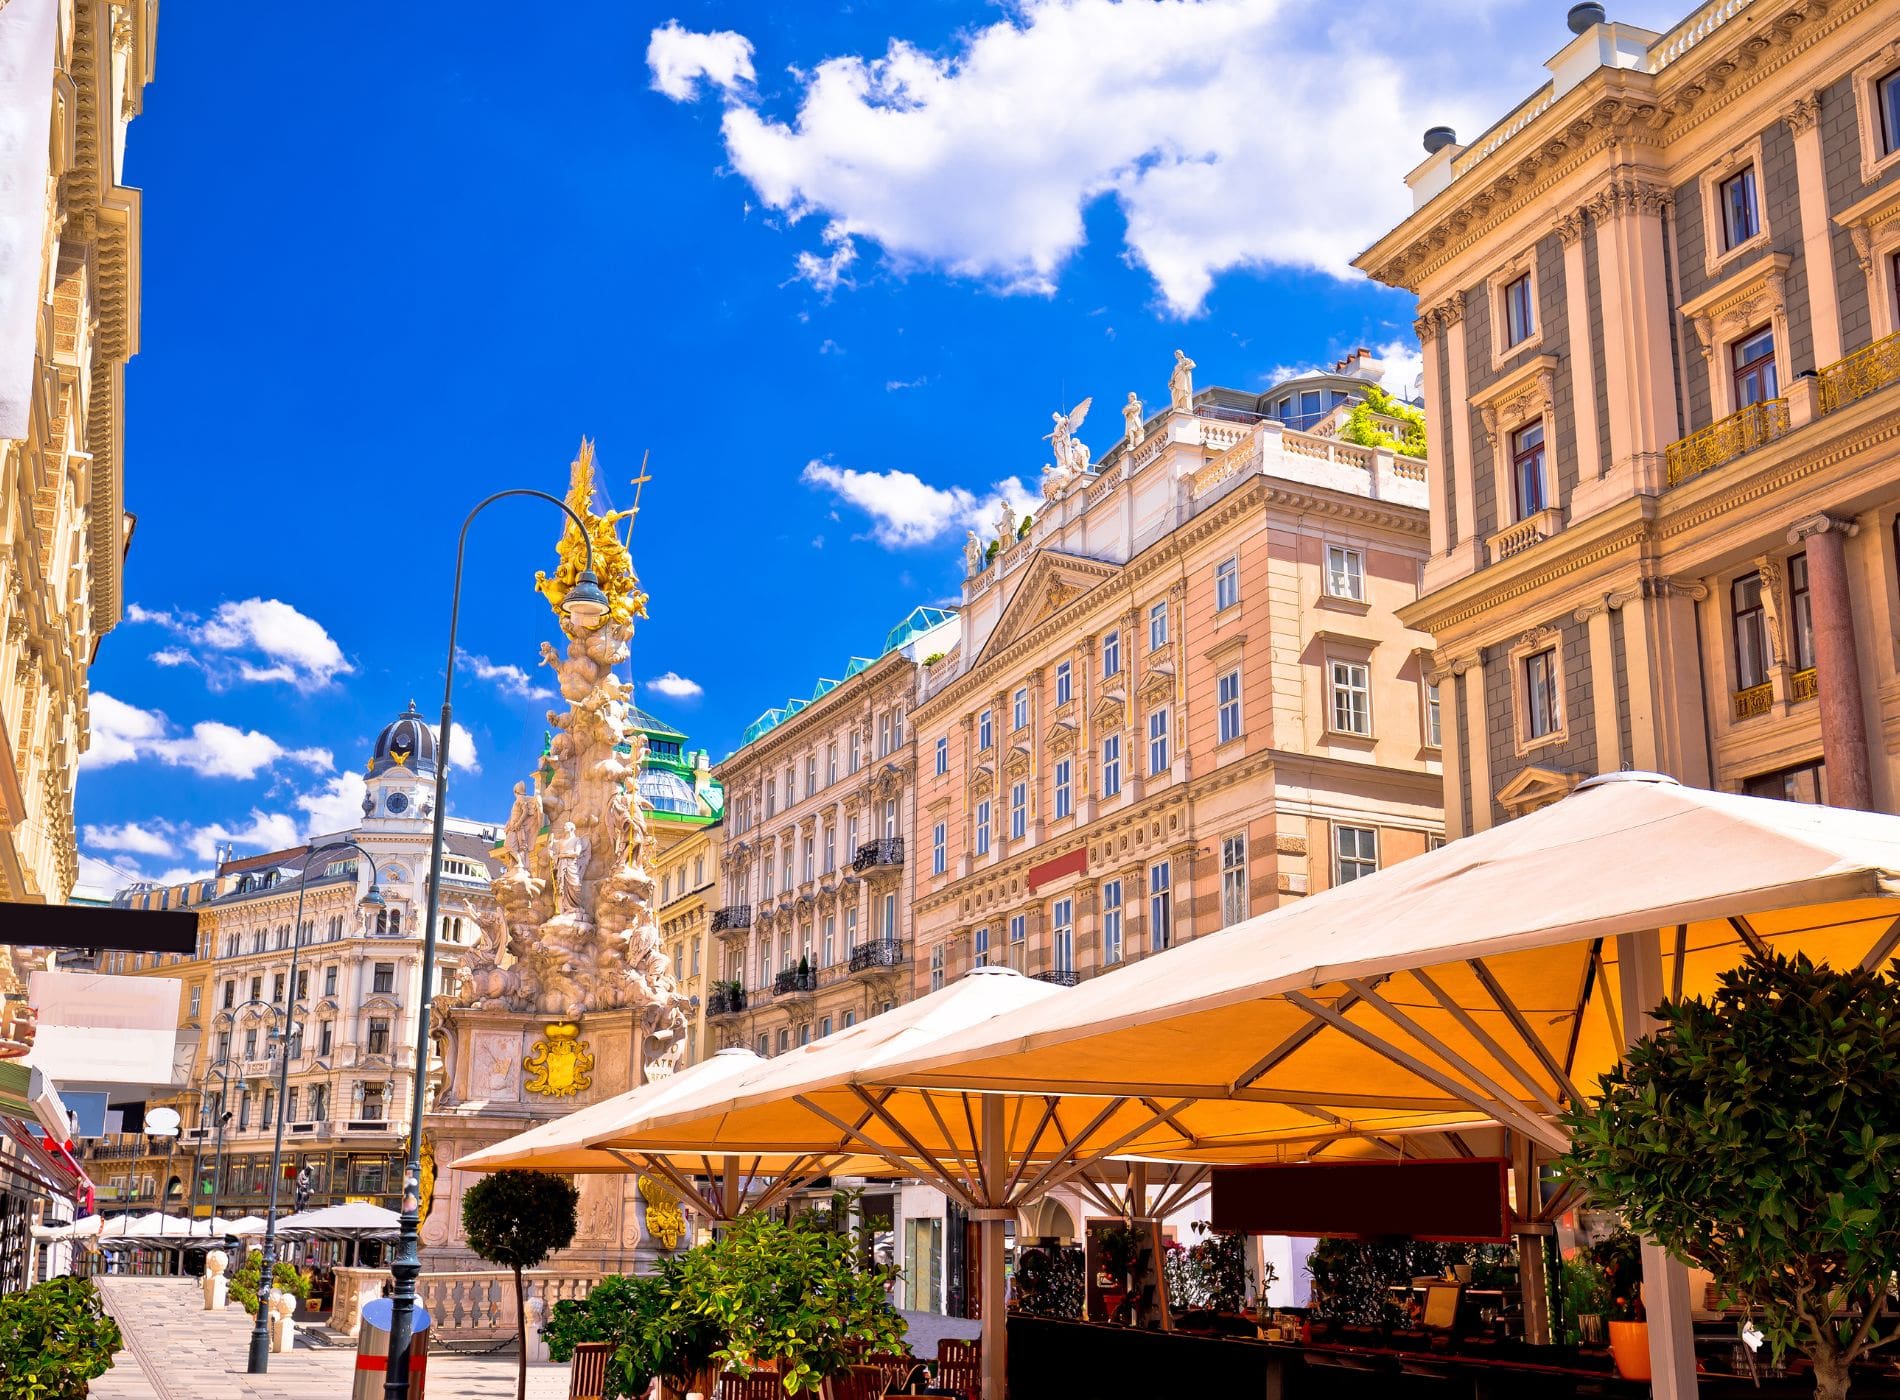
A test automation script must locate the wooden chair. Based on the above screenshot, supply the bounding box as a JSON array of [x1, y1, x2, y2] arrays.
[[934, 1358, 982, 1399], [822, 1366, 886, 1400], [568, 1341, 611, 1400], [937, 1338, 980, 1365], [862, 1352, 921, 1393], [719, 1376, 786, 1400]]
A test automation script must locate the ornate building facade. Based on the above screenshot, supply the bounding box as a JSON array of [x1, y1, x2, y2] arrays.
[[709, 608, 960, 1057], [85, 704, 502, 1217], [910, 352, 1444, 996], [0, 1, 155, 904], [1359, 0, 1900, 830], [635, 705, 723, 1067]]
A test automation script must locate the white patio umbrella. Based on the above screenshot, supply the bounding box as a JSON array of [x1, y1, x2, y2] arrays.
[[273, 1201, 401, 1239]]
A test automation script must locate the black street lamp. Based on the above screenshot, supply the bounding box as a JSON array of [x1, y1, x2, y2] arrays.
[[247, 844, 383, 1372], [383, 489, 608, 1399]]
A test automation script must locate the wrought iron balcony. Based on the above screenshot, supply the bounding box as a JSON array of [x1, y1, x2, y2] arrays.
[[1732, 682, 1772, 722], [710, 905, 752, 933], [1032, 969, 1081, 987], [707, 985, 747, 1017], [853, 838, 905, 872], [1791, 667, 1818, 703], [1665, 398, 1790, 487], [1819, 330, 1900, 414], [773, 968, 817, 997], [848, 941, 907, 974]]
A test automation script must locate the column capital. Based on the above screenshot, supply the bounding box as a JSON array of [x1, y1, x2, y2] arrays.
[[1782, 94, 1821, 136], [1552, 209, 1589, 247], [1788, 513, 1859, 546], [1572, 596, 1613, 624]]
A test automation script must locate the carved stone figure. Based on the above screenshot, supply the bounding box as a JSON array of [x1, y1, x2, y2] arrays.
[[994, 499, 1016, 548], [503, 781, 541, 870], [1169, 348, 1196, 409], [608, 785, 634, 866], [1045, 397, 1093, 476], [1123, 391, 1145, 446], [964, 530, 983, 575], [550, 822, 588, 916]]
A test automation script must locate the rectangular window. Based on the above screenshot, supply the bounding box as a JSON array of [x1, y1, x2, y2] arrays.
[[1053, 759, 1072, 819], [1010, 782, 1028, 840], [1732, 573, 1769, 690], [823, 916, 835, 967], [223, 981, 234, 1010], [762, 857, 774, 899], [878, 711, 894, 757], [1733, 326, 1778, 407], [819, 1016, 833, 1039], [758, 1032, 770, 1057], [765, 778, 776, 818], [1052, 899, 1074, 974], [1335, 825, 1379, 884], [1217, 669, 1242, 745], [1325, 545, 1365, 601], [1148, 601, 1169, 651], [978, 710, 993, 750], [189, 986, 202, 1020], [1008, 914, 1028, 972], [1425, 681, 1442, 748], [882, 892, 898, 942], [1055, 660, 1072, 707], [974, 925, 990, 968], [932, 822, 947, 875], [1883, 66, 1900, 155], [846, 907, 858, 953], [366, 1018, 389, 1055], [1221, 834, 1249, 927], [318, 1022, 332, 1056], [1720, 165, 1759, 250], [271, 973, 285, 1004], [935, 736, 948, 775], [250, 975, 262, 1002], [1525, 648, 1562, 739], [1330, 660, 1372, 736], [806, 755, 818, 796], [1299, 388, 1323, 426], [1102, 880, 1123, 966], [975, 800, 991, 857], [827, 743, 838, 784], [372, 962, 394, 995], [1512, 421, 1546, 518], [1789, 554, 1814, 672], [1215, 556, 1239, 612], [849, 730, 862, 773], [244, 1027, 259, 1058], [1100, 734, 1121, 798], [1148, 707, 1170, 775], [823, 826, 835, 874], [1013, 687, 1029, 732], [803, 837, 816, 882], [1102, 630, 1121, 678], [930, 945, 945, 993], [1504, 272, 1534, 346], [1140, 862, 1170, 949]]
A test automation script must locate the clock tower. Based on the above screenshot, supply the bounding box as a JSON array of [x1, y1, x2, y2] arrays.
[[362, 701, 439, 828]]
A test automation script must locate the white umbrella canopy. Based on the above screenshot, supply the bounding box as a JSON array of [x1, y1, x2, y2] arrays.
[[273, 1201, 400, 1237]]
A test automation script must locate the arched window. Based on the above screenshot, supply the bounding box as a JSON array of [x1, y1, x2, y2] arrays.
[[389, 909, 402, 937]]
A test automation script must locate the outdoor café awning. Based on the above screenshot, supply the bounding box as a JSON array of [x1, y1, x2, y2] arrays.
[[274, 1201, 400, 1239]]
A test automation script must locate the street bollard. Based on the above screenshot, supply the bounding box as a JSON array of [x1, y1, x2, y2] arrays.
[[353, 1297, 429, 1400]]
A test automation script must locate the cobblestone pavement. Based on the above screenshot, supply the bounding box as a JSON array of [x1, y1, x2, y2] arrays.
[[91, 1276, 980, 1400]]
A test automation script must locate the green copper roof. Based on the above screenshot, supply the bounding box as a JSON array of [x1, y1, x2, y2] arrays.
[[625, 703, 687, 741], [731, 610, 955, 757], [883, 606, 954, 655]]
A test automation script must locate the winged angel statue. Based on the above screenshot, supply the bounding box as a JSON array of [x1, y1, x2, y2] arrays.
[[1041, 397, 1093, 499]]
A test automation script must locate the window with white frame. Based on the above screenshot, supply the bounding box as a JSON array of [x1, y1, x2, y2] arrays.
[[1221, 835, 1249, 927], [845, 907, 858, 952], [1148, 861, 1171, 951], [823, 825, 835, 873], [819, 1016, 833, 1039], [765, 777, 777, 818], [1101, 734, 1121, 798], [827, 743, 838, 784], [1503, 271, 1535, 347], [1149, 708, 1170, 774], [849, 729, 862, 773], [1425, 680, 1442, 748], [974, 925, 991, 968], [1215, 556, 1239, 612], [1010, 782, 1028, 840], [1053, 759, 1072, 819], [930, 945, 945, 992], [935, 736, 948, 775], [1335, 824, 1379, 883], [803, 836, 815, 881], [1056, 661, 1072, 706], [978, 709, 993, 750], [1217, 669, 1242, 744], [882, 892, 898, 942], [1052, 899, 1075, 974], [843, 1010, 856, 1028], [1102, 630, 1121, 678], [1008, 914, 1027, 972], [1013, 687, 1029, 731], [1330, 659, 1372, 735], [1525, 647, 1561, 740], [1720, 164, 1759, 251], [823, 916, 835, 967], [877, 712, 894, 757], [932, 822, 947, 875], [1325, 545, 1365, 601], [975, 799, 992, 856], [806, 755, 817, 796], [1102, 879, 1124, 965], [1149, 600, 1169, 651]]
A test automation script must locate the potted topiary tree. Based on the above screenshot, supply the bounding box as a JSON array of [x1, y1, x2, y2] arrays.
[[463, 1169, 580, 1400], [1589, 1232, 1646, 1378], [1565, 951, 1900, 1400]]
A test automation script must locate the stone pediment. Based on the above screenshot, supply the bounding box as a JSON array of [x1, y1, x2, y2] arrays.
[[1044, 719, 1079, 756], [978, 549, 1123, 663], [1495, 765, 1582, 816]]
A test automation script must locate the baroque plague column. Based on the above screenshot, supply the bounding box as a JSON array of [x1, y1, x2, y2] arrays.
[[423, 446, 695, 1271]]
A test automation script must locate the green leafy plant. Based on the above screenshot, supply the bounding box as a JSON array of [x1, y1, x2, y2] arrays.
[[227, 1249, 311, 1316], [671, 1211, 906, 1393], [1564, 951, 1900, 1400], [1336, 385, 1427, 457], [1016, 513, 1033, 539], [1012, 1243, 1084, 1318], [922, 652, 946, 666], [1163, 1221, 1261, 1314], [543, 1265, 723, 1400], [0, 1276, 123, 1400], [1559, 1253, 1611, 1342], [463, 1169, 580, 1400], [1587, 1231, 1644, 1322], [1307, 1238, 1491, 1328], [984, 539, 1000, 562]]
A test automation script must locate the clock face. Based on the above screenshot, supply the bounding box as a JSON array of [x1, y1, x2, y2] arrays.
[[386, 791, 410, 814]]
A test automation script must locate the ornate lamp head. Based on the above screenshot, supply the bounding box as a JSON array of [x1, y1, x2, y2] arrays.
[[561, 570, 610, 629]]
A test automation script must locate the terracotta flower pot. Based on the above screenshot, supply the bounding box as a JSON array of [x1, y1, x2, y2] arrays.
[[1608, 1320, 1651, 1380]]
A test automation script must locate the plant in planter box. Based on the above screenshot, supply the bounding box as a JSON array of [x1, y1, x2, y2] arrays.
[[1163, 1221, 1261, 1314], [1565, 951, 1900, 1400], [543, 1266, 722, 1400], [0, 1276, 123, 1400]]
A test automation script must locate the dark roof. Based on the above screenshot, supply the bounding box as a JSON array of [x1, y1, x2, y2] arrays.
[[444, 830, 506, 876], [218, 846, 309, 876], [369, 701, 439, 779]]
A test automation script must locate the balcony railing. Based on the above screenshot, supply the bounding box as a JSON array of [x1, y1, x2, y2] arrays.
[[848, 941, 907, 974], [772, 968, 817, 997], [1033, 970, 1081, 987], [707, 986, 746, 1017], [853, 838, 905, 872], [1791, 667, 1818, 702], [1665, 398, 1790, 486], [1732, 682, 1772, 722], [710, 905, 752, 932], [1819, 331, 1900, 415]]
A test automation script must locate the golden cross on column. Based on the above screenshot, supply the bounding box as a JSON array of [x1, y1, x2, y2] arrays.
[[621, 450, 652, 546]]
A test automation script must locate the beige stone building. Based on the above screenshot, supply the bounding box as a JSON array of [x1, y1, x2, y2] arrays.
[[1359, 0, 1900, 830], [909, 353, 1444, 997], [0, 1, 154, 903], [655, 820, 718, 1066], [710, 608, 960, 1057]]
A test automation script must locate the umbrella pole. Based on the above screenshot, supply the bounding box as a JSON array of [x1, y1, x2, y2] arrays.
[[978, 1096, 1006, 1400]]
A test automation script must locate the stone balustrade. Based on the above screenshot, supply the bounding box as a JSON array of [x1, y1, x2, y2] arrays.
[[327, 1267, 602, 1340]]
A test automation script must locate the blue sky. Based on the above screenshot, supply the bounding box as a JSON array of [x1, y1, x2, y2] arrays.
[[75, 0, 1684, 888]]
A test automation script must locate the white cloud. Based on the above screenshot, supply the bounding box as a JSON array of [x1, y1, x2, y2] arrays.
[[793, 223, 857, 295], [448, 722, 481, 775], [80, 821, 174, 857], [800, 461, 1037, 549], [650, 0, 1506, 314], [151, 648, 193, 668], [85, 693, 167, 768], [79, 692, 330, 779], [460, 650, 554, 702], [646, 672, 705, 701], [187, 811, 302, 863], [1376, 339, 1426, 402], [885, 376, 928, 392], [125, 596, 352, 688], [297, 770, 368, 838], [646, 19, 755, 101]]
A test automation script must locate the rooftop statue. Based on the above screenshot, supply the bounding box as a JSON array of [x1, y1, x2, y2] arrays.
[[1169, 348, 1196, 410]]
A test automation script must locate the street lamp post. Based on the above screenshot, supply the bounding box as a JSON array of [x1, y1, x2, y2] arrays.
[[203, 998, 289, 1235], [247, 843, 383, 1372], [382, 489, 609, 1400]]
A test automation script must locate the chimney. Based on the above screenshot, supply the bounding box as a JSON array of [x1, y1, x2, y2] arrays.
[[1408, 127, 1465, 208], [1567, 2, 1606, 33]]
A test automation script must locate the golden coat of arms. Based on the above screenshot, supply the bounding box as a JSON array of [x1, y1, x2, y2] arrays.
[[638, 1174, 686, 1251], [523, 1021, 594, 1097]]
